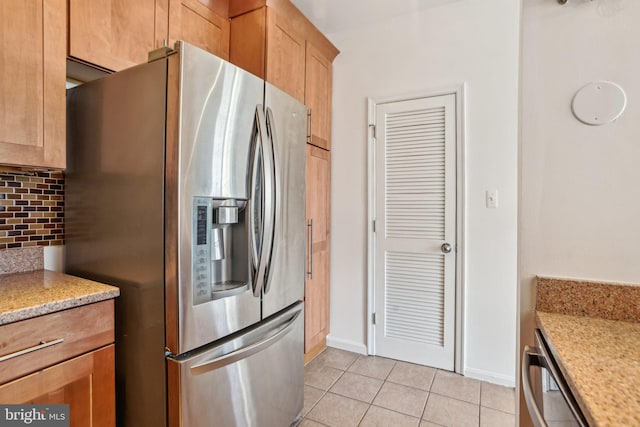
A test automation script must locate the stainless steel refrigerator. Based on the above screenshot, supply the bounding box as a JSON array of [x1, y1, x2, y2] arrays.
[[65, 42, 307, 427]]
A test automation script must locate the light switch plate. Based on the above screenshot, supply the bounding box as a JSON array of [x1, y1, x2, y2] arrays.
[[486, 190, 498, 208]]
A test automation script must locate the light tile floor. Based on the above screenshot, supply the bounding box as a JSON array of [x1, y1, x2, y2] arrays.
[[299, 347, 515, 427]]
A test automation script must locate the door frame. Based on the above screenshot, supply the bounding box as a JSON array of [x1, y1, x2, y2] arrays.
[[367, 84, 467, 374]]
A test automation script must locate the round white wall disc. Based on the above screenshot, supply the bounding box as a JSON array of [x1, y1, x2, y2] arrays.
[[571, 81, 626, 126]]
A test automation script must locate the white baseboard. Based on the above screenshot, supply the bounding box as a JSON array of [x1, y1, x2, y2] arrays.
[[464, 367, 515, 388], [325, 335, 368, 355]]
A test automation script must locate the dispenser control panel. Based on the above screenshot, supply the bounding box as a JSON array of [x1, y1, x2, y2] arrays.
[[193, 197, 212, 304]]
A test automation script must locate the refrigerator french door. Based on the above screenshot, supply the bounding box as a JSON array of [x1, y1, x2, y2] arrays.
[[66, 42, 306, 427]]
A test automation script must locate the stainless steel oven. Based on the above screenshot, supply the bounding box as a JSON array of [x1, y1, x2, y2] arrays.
[[522, 329, 589, 427]]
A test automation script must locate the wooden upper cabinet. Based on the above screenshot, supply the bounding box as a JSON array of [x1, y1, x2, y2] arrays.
[[305, 42, 332, 150], [229, 0, 338, 141], [68, 0, 230, 72], [229, 7, 266, 78], [168, 0, 230, 60], [230, 7, 305, 103], [265, 8, 305, 103], [0, 0, 66, 169], [69, 0, 161, 71]]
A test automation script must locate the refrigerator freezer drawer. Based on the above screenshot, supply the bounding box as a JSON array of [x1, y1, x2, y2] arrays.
[[167, 302, 304, 427]]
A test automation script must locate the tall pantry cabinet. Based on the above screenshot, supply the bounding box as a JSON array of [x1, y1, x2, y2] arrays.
[[228, 0, 338, 361]]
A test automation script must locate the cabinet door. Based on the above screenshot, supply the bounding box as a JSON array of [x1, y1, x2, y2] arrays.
[[0, 345, 115, 427], [69, 0, 161, 71], [168, 0, 230, 60], [229, 7, 266, 79], [266, 8, 305, 103], [305, 145, 331, 357], [305, 42, 332, 151], [0, 0, 65, 169]]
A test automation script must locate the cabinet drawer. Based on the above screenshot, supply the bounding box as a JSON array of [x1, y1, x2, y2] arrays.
[[0, 300, 114, 384]]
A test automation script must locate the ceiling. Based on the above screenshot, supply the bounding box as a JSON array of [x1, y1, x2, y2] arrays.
[[291, 0, 463, 35]]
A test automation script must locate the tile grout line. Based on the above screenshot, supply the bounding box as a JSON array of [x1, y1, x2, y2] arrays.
[[479, 381, 485, 424], [479, 381, 483, 427], [356, 364, 390, 426], [304, 386, 329, 420], [355, 401, 371, 427], [418, 368, 439, 422]]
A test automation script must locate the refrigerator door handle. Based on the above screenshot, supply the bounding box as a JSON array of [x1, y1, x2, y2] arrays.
[[250, 106, 275, 297], [263, 107, 279, 295], [250, 109, 263, 269], [190, 308, 301, 375]]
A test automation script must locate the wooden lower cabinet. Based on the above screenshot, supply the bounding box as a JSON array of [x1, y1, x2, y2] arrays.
[[0, 345, 115, 427], [0, 300, 116, 426], [305, 145, 331, 360]]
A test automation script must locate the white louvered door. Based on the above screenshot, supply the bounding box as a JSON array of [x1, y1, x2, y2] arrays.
[[373, 94, 456, 370]]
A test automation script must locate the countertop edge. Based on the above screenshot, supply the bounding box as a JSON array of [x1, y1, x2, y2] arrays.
[[0, 288, 120, 326], [0, 270, 120, 326]]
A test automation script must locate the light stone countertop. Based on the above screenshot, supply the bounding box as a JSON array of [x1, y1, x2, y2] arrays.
[[0, 270, 119, 325], [536, 311, 640, 427]]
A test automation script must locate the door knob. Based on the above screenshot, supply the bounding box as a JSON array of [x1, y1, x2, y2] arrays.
[[441, 243, 452, 254]]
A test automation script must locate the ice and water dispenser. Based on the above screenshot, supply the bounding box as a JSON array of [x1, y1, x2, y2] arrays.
[[192, 197, 250, 305]]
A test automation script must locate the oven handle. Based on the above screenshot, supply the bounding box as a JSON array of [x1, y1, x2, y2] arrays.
[[533, 330, 589, 427], [522, 345, 548, 427]]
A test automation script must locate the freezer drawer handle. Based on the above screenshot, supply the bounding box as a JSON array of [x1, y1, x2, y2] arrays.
[[522, 346, 547, 427], [0, 338, 64, 362], [190, 310, 301, 375]]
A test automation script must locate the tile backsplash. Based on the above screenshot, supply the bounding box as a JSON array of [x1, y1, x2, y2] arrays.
[[0, 172, 64, 249]]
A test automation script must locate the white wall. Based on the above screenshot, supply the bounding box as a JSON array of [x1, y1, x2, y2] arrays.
[[327, 0, 520, 385], [519, 0, 640, 420]]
